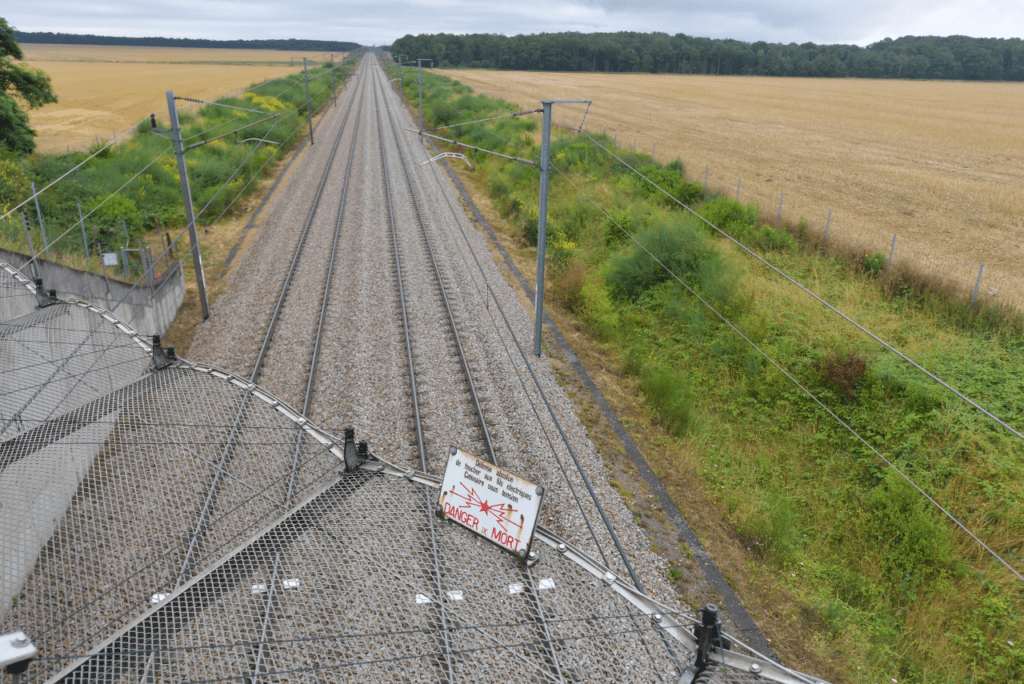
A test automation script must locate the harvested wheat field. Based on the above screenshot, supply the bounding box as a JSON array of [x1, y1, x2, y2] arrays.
[[19, 44, 338, 155], [446, 69, 1024, 311]]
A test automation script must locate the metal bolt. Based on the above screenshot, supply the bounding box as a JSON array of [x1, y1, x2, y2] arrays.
[[404, 469, 415, 481], [603, 572, 616, 585], [749, 663, 762, 673], [652, 613, 663, 624], [556, 543, 567, 554], [535, 485, 544, 496], [12, 634, 29, 647], [449, 445, 458, 455], [517, 548, 528, 559], [435, 505, 444, 518], [528, 550, 538, 560]]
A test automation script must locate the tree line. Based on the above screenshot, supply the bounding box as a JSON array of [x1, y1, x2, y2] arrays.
[[389, 32, 1024, 81], [14, 31, 362, 53]]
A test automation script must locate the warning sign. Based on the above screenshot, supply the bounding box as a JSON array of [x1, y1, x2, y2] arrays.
[[438, 448, 544, 556]]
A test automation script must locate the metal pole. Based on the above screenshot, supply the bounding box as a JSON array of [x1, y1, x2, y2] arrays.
[[98, 243, 111, 294], [884, 233, 897, 282], [121, 246, 129, 280], [704, 165, 708, 192], [417, 59, 431, 131], [303, 58, 314, 145], [330, 53, 336, 107], [969, 263, 985, 313], [20, 212, 38, 280], [78, 203, 90, 263], [777, 192, 784, 225], [30, 182, 49, 259], [167, 90, 210, 320], [534, 101, 553, 357], [736, 178, 741, 202], [824, 208, 832, 242], [652, 144, 655, 162], [121, 218, 129, 243]]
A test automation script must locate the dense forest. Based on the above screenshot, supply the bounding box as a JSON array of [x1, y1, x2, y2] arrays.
[[14, 31, 362, 52], [389, 32, 1024, 81]]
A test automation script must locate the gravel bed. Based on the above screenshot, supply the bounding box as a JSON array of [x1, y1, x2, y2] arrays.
[[178, 55, 721, 680]]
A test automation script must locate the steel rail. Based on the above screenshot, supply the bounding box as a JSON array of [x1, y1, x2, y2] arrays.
[[249, 60, 363, 384], [248, 64, 369, 684], [371, 62, 456, 684], [374, 57, 567, 683], [134, 58, 367, 684]]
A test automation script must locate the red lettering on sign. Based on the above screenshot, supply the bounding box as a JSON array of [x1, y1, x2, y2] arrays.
[[444, 502, 480, 530], [491, 527, 521, 551]]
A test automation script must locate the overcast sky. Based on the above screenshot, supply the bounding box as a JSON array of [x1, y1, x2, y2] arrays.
[[7, 0, 1023, 48]]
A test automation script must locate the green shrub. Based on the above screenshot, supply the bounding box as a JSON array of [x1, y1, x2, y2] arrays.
[[864, 250, 888, 275], [604, 217, 720, 302], [639, 366, 695, 437], [740, 492, 804, 564], [866, 470, 954, 581]]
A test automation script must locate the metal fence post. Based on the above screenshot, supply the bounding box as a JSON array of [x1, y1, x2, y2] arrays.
[[534, 101, 554, 357], [652, 144, 655, 162], [736, 178, 741, 202], [704, 165, 708, 192], [777, 192, 784, 225], [884, 233, 897, 282], [303, 58, 314, 145], [98, 242, 111, 294], [969, 263, 985, 313], [824, 208, 832, 242], [167, 90, 210, 320], [20, 211, 38, 280], [78, 203, 90, 263], [30, 182, 50, 260]]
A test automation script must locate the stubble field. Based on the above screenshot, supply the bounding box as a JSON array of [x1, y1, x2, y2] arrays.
[[446, 69, 1024, 311], [19, 45, 339, 154]]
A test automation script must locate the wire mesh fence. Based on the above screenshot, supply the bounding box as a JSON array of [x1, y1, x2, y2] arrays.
[[0, 260, 827, 683]]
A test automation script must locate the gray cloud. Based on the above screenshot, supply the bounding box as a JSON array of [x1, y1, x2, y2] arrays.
[[7, 0, 1022, 47]]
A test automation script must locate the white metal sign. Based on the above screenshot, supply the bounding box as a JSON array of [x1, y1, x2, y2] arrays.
[[438, 448, 544, 556], [102, 252, 118, 267]]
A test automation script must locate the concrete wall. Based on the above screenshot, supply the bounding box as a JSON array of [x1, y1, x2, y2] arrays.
[[0, 248, 185, 337]]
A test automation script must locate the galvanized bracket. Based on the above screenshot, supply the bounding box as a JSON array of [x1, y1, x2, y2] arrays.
[[151, 334, 177, 370], [422, 152, 473, 169], [33, 279, 58, 309], [342, 426, 370, 472]]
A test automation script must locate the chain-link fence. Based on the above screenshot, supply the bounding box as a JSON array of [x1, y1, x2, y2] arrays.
[[0, 260, 828, 684]]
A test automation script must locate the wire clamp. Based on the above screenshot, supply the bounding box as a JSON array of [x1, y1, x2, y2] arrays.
[[33, 279, 58, 308], [152, 334, 177, 370], [692, 604, 730, 676], [342, 426, 368, 472]]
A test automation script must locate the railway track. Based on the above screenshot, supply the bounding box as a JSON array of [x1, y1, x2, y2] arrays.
[[51, 52, 693, 683]]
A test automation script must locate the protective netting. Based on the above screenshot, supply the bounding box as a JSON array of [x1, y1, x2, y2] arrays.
[[0, 261, 825, 684]]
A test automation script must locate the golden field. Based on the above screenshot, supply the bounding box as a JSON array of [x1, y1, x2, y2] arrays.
[[446, 69, 1024, 311], [19, 45, 342, 155]]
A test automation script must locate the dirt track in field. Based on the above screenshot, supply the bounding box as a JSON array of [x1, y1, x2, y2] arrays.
[[446, 69, 1024, 311]]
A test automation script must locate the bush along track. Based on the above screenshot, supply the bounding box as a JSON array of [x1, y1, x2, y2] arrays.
[[392, 65, 1024, 683], [0, 56, 356, 278]]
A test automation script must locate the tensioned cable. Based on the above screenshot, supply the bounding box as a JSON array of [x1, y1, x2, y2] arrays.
[[0, 113, 153, 224], [413, 114, 684, 678], [446, 99, 1024, 582], [549, 157, 1024, 585], [405, 107, 648, 593], [428, 108, 542, 131], [10, 145, 173, 282], [576, 128, 1024, 445], [109, 75, 344, 317]]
